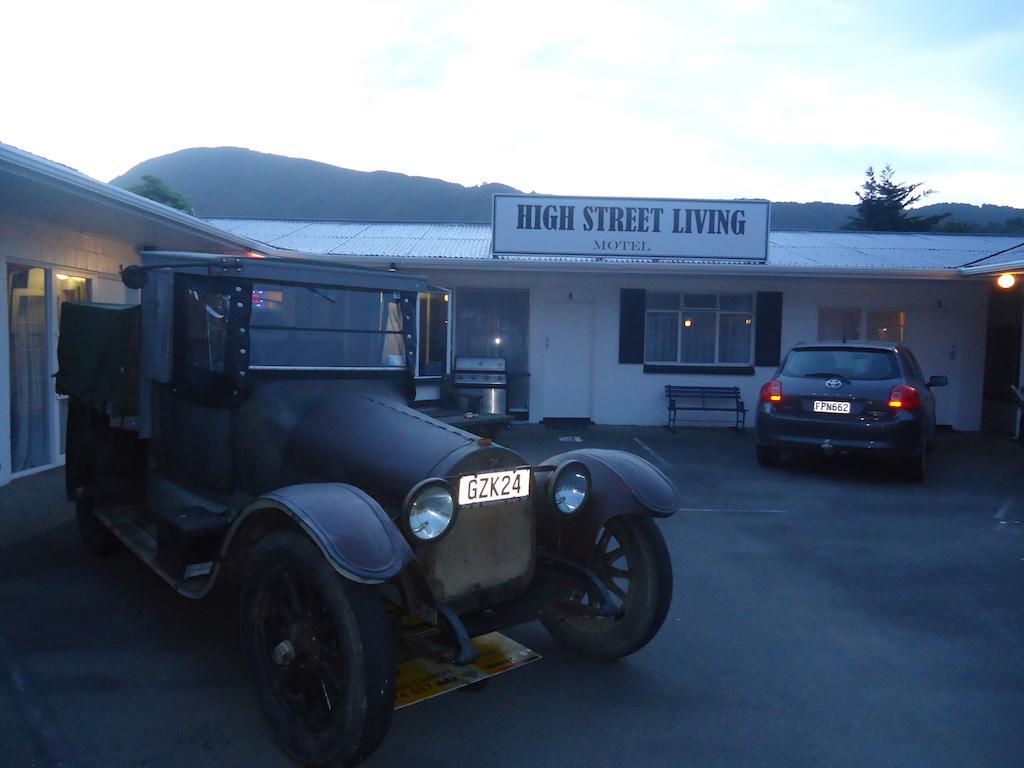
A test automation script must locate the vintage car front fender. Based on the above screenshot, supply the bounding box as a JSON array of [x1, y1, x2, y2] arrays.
[[226, 483, 414, 584], [536, 449, 680, 565]]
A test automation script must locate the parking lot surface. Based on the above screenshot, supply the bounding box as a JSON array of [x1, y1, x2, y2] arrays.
[[1, 426, 1022, 768]]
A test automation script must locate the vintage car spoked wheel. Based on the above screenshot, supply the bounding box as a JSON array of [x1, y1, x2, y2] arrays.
[[74, 490, 119, 557], [240, 531, 395, 768], [541, 515, 673, 660]]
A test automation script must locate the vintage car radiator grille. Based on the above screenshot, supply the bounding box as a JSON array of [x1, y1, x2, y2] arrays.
[[417, 495, 534, 609]]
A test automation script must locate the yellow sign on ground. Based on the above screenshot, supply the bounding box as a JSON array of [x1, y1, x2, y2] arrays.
[[394, 632, 541, 709]]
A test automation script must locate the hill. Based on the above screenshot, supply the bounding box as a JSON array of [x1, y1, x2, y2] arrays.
[[112, 147, 1024, 231], [111, 147, 519, 223]]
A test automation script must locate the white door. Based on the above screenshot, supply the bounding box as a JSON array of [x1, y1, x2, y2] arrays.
[[541, 302, 593, 419], [905, 309, 957, 426]]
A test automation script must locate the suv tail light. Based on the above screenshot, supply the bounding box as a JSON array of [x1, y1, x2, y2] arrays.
[[888, 385, 921, 410], [760, 379, 782, 403]]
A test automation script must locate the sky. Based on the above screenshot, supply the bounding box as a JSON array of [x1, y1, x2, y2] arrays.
[[3, 0, 1023, 207]]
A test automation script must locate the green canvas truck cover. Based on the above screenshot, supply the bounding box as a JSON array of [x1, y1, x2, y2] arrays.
[[56, 302, 141, 416]]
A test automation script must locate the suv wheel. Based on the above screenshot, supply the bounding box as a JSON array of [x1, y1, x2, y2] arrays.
[[756, 444, 781, 468], [240, 530, 395, 767], [904, 449, 926, 482]]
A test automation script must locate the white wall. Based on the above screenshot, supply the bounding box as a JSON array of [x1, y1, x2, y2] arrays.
[[419, 267, 990, 431], [0, 210, 139, 485]]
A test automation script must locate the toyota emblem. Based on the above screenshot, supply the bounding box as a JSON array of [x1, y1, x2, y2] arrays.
[[825, 378, 843, 389]]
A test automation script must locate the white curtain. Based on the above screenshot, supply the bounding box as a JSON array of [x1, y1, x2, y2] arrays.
[[9, 266, 50, 472]]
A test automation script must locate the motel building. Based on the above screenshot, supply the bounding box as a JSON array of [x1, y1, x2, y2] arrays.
[[3, 141, 1024, 487]]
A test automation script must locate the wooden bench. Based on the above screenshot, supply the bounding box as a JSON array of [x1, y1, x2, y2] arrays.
[[665, 385, 747, 431]]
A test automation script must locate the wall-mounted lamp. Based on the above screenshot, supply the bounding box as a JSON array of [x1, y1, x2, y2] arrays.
[[996, 273, 1016, 289]]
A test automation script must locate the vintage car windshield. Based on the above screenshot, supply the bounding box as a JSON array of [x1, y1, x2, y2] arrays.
[[249, 282, 406, 369]]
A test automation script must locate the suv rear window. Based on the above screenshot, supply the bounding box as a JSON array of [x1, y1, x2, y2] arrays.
[[781, 348, 900, 381]]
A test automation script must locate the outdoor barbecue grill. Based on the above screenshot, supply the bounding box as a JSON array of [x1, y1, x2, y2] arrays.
[[452, 356, 508, 415]]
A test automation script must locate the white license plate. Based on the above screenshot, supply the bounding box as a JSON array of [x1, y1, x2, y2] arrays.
[[813, 400, 851, 414], [458, 469, 531, 506]]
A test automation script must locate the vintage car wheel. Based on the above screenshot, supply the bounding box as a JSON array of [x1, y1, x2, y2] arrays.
[[239, 530, 396, 768], [541, 515, 672, 660], [74, 493, 119, 557]]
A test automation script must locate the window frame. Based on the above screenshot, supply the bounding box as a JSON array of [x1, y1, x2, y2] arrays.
[[817, 307, 907, 343], [643, 291, 756, 367]]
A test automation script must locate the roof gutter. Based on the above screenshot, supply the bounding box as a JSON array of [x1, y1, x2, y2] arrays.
[[285, 252, 971, 281], [960, 258, 1024, 276], [0, 143, 279, 256]]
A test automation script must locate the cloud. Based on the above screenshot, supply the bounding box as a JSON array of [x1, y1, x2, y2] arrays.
[[2, 0, 1022, 206]]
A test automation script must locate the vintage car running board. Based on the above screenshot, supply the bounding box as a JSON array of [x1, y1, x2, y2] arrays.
[[93, 506, 213, 597]]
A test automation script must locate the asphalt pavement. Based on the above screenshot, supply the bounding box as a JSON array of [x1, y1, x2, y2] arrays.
[[1, 425, 1022, 768]]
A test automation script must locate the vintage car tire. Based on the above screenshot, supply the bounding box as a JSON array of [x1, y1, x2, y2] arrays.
[[75, 495, 119, 558], [541, 515, 673, 661], [239, 530, 396, 768]]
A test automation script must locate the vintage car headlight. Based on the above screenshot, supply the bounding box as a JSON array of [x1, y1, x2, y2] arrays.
[[552, 461, 590, 515], [405, 480, 455, 541]]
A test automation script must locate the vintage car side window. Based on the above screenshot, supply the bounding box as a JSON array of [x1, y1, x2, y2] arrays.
[[182, 287, 231, 373], [418, 291, 449, 377], [249, 283, 406, 369]]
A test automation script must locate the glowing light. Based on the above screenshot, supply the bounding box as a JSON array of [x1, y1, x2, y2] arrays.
[[246, 251, 266, 259], [443, 294, 449, 302], [56, 273, 69, 280], [494, 337, 502, 345], [770, 395, 782, 402], [997, 273, 1016, 289], [888, 400, 902, 408], [683, 319, 693, 328]]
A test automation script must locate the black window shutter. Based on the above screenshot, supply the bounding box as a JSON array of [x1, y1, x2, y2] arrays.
[[619, 289, 646, 364], [754, 291, 783, 367]]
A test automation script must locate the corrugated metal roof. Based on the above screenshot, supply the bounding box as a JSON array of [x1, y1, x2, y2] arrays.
[[956, 240, 1024, 273], [767, 231, 1021, 270], [204, 218, 1023, 273]]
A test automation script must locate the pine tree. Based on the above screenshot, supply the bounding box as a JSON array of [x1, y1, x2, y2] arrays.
[[845, 165, 948, 232]]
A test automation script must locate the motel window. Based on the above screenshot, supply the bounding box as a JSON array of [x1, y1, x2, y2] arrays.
[[818, 308, 861, 342], [866, 310, 906, 343], [818, 308, 905, 343], [644, 292, 753, 365]]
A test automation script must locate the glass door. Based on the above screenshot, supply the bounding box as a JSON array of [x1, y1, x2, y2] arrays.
[[8, 264, 50, 472], [454, 289, 530, 414], [55, 273, 91, 455]]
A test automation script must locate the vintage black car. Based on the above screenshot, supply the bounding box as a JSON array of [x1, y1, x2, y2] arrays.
[[58, 252, 678, 767], [755, 341, 947, 480]]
